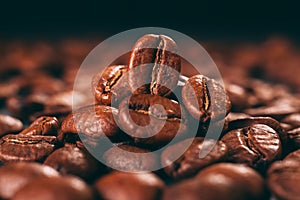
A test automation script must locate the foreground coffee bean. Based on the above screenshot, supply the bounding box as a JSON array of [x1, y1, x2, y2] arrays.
[[44, 145, 106, 182], [0, 162, 59, 199], [222, 124, 282, 169], [0, 114, 23, 136], [182, 74, 231, 122], [12, 176, 95, 200], [19, 116, 59, 136], [161, 137, 228, 179], [128, 34, 181, 96], [118, 94, 188, 145], [103, 144, 159, 171], [0, 134, 57, 162], [92, 65, 130, 105], [94, 172, 164, 200]]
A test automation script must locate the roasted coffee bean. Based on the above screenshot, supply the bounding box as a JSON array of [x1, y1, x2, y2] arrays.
[[0, 162, 59, 199], [94, 172, 164, 200], [59, 105, 124, 145], [19, 116, 59, 136], [225, 112, 251, 122], [221, 124, 282, 169], [128, 34, 181, 96], [92, 65, 130, 105], [118, 94, 188, 145], [282, 113, 300, 129], [182, 74, 231, 122], [0, 134, 57, 162], [44, 145, 106, 182], [161, 137, 227, 179], [103, 144, 159, 171], [284, 149, 300, 162], [267, 159, 300, 200], [287, 127, 300, 149], [0, 114, 23, 136], [12, 176, 95, 200]]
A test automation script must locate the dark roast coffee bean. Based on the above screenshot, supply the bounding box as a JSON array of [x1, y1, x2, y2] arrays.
[[0, 114, 23, 136], [118, 94, 188, 145], [92, 65, 130, 105], [221, 124, 282, 169], [94, 172, 164, 200], [284, 149, 300, 162], [19, 116, 59, 136], [287, 127, 300, 149], [59, 105, 123, 145], [0, 162, 59, 199], [128, 34, 181, 96], [267, 159, 300, 200], [282, 113, 300, 129], [12, 176, 95, 200], [44, 145, 106, 182], [103, 144, 159, 171], [161, 137, 227, 179], [0, 134, 57, 162], [182, 74, 231, 122]]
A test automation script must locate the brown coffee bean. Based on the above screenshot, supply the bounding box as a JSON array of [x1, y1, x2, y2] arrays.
[[284, 149, 300, 162], [12, 176, 95, 200], [182, 74, 231, 122], [44, 145, 106, 182], [267, 159, 300, 200], [0, 114, 23, 136], [103, 144, 159, 171], [287, 127, 300, 149], [282, 113, 300, 129], [128, 34, 181, 96], [161, 137, 227, 179], [0, 134, 57, 162], [0, 162, 59, 199], [221, 124, 282, 169], [118, 94, 188, 145], [19, 116, 59, 136], [92, 65, 130, 105], [94, 172, 164, 200]]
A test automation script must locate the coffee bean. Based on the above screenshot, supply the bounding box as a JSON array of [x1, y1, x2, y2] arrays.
[[0, 114, 23, 136], [128, 34, 181, 96], [103, 144, 159, 171], [92, 65, 130, 105], [282, 113, 300, 129], [94, 172, 164, 200], [287, 127, 300, 149], [182, 74, 231, 122], [0, 134, 57, 162], [284, 149, 300, 162], [19, 116, 59, 136], [118, 94, 188, 145], [221, 124, 282, 169], [161, 137, 227, 179], [0, 162, 59, 199], [12, 176, 95, 200], [44, 145, 106, 182]]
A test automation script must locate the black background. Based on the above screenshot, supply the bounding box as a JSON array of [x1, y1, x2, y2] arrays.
[[0, 1, 299, 41]]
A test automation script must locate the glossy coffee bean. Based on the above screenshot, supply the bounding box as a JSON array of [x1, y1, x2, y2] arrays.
[[103, 144, 159, 171], [118, 94, 188, 145], [94, 172, 164, 200], [221, 124, 282, 169], [0, 114, 23, 136], [19, 116, 59, 136], [182, 74, 231, 122], [12, 176, 95, 200], [0, 134, 57, 162], [44, 145, 106, 182], [0, 162, 59, 199], [92, 65, 130, 105], [161, 137, 228, 179], [128, 34, 181, 96]]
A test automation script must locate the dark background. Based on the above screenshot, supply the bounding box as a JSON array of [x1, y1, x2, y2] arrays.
[[0, 1, 299, 41]]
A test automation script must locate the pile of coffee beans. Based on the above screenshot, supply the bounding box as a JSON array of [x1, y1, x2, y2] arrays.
[[0, 35, 300, 200]]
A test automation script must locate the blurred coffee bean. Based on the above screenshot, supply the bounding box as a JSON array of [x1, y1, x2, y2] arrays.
[[287, 127, 300, 150], [0, 162, 59, 199], [128, 34, 181, 96], [161, 137, 227, 179], [0, 114, 23, 136], [19, 116, 59, 136], [103, 144, 159, 171], [282, 113, 300, 129], [0, 134, 57, 162], [12, 176, 95, 200], [94, 172, 164, 200], [284, 149, 300, 161]]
